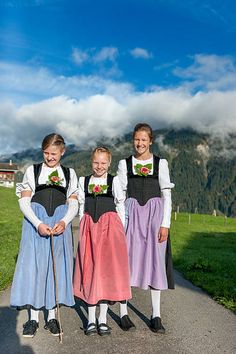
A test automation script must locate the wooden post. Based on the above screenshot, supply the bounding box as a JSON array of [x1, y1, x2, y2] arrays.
[[188, 214, 191, 225]]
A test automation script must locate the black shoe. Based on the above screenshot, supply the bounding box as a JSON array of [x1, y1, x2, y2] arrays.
[[150, 317, 165, 334], [44, 319, 62, 337], [23, 320, 39, 338], [98, 323, 111, 336], [120, 315, 136, 331], [85, 322, 97, 336]]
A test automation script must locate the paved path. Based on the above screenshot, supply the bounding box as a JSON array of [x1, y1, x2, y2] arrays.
[[0, 224, 236, 354], [1, 271, 235, 354]]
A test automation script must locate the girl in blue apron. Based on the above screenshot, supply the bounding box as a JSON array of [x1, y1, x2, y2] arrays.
[[11, 133, 78, 338]]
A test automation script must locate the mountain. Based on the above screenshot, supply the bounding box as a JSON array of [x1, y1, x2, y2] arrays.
[[1, 129, 236, 217]]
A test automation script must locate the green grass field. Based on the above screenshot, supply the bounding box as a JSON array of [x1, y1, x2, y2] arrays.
[[0, 187, 22, 290], [171, 212, 236, 313], [0, 187, 236, 313]]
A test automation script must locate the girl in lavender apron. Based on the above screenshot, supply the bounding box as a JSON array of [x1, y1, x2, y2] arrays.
[[117, 123, 175, 333]]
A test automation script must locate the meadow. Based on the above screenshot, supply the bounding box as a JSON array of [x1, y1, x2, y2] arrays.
[[171, 213, 236, 313], [0, 187, 235, 313], [0, 187, 22, 290]]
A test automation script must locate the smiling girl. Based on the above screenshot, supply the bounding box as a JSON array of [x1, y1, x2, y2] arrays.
[[117, 123, 175, 333], [73, 147, 131, 336], [10, 133, 78, 338]]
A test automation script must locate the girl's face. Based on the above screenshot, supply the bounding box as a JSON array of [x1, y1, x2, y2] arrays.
[[92, 152, 110, 178], [43, 145, 65, 168], [133, 130, 152, 156]]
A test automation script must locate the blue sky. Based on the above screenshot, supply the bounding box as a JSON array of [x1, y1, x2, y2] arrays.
[[1, 0, 236, 154]]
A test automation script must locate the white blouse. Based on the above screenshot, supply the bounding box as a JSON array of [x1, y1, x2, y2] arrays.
[[78, 174, 126, 226], [117, 156, 175, 228], [16, 164, 78, 198]]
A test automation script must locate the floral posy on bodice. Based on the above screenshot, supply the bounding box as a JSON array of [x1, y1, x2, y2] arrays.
[[46, 170, 64, 186], [88, 184, 109, 196], [134, 163, 152, 177]]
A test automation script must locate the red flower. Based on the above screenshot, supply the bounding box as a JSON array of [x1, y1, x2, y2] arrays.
[[140, 166, 150, 175], [50, 176, 60, 183], [93, 185, 102, 193]]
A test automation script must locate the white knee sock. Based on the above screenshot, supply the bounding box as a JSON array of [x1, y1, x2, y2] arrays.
[[30, 309, 39, 322], [98, 304, 108, 324], [119, 301, 128, 318], [47, 309, 56, 322], [151, 289, 161, 318], [88, 306, 96, 325]]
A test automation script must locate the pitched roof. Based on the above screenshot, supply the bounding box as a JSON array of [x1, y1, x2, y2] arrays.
[[0, 162, 18, 171]]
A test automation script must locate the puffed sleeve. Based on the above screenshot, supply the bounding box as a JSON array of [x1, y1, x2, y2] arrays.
[[66, 168, 79, 198], [78, 176, 85, 221], [112, 176, 126, 226], [116, 159, 128, 191], [159, 159, 175, 228], [16, 165, 35, 198], [16, 165, 42, 229]]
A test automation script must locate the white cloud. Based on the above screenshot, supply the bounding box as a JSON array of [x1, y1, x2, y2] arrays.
[[72, 48, 89, 66], [173, 54, 236, 91], [130, 47, 153, 59], [1, 55, 236, 154], [1, 88, 236, 154], [93, 47, 118, 63], [0, 95, 132, 153], [72, 46, 119, 66], [0, 61, 132, 104], [71, 47, 121, 77]]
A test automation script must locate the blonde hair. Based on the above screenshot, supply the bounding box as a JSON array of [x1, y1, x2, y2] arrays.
[[91, 146, 112, 163]]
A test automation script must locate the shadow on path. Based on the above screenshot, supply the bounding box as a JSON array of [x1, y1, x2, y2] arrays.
[[0, 306, 34, 354], [73, 298, 88, 330], [108, 301, 150, 328]]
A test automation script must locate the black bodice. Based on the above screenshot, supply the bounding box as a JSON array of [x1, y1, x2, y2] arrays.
[[84, 174, 116, 223], [31, 163, 70, 216], [126, 155, 161, 206]]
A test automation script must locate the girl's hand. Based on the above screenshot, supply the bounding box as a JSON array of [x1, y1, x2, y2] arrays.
[[51, 221, 66, 235], [158, 227, 169, 243], [38, 223, 52, 236]]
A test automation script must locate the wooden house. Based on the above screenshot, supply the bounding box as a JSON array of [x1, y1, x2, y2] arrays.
[[0, 160, 18, 188]]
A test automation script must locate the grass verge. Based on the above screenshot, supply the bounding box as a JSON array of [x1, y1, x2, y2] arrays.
[[171, 213, 236, 313], [0, 187, 22, 290]]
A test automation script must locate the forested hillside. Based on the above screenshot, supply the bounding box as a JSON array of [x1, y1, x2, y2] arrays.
[[2, 129, 236, 217]]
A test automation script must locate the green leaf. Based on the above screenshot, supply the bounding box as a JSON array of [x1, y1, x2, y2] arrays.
[[88, 184, 95, 193], [101, 184, 109, 191], [134, 165, 141, 174], [49, 170, 59, 177]]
